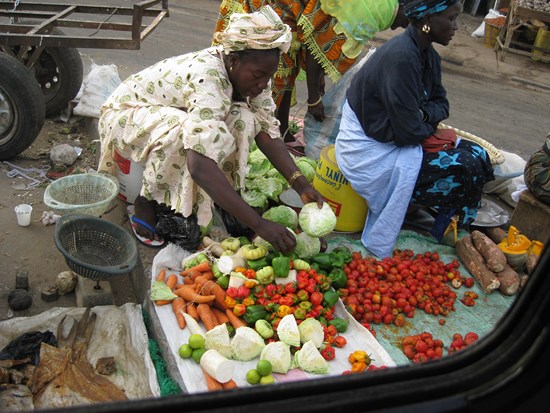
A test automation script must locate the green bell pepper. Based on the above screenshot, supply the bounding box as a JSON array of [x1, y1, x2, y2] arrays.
[[329, 251, 345, 269], [247, 256, 269, 271], [330, 246, 352, 264], [216, 275, 229, 289], [311, 252, 332, 270], [323, 289, 340, 307], [272, 255, 291, 278], [328, 317, 349, 333], [328, 268, 348, 290], [243, 304, 268, 324]]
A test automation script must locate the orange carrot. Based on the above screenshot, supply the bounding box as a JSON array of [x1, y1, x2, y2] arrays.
[[222, 379, 238, 390], [181, 261, 211, 277], [225, 309, 247, 329], [166, 273, 178, 290], [172, 297, 186, 329], [156, 268, 167, 281], [202, 368, 223, 391], [211, 307, 230, 324], [195, 278, 227, 310], [174, 283, 185, 290], [186, 302, 199, 320], [197, 303, 219, 331], [154, 299, 172, 306], [174, 285, 216, 303]]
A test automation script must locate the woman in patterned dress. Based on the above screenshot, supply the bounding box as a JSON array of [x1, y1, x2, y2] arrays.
[[97, 6, 324, 252], [214, 0, 410, 155]]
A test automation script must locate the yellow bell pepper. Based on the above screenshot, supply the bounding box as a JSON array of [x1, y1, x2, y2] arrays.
[[242, 297, 255, 307], [277, 305, 292, 317], [224, 296, 236, 309]]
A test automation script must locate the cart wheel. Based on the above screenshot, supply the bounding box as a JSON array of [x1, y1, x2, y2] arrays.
[[0, 53, 45, 160], [11, 26, 83, 118]]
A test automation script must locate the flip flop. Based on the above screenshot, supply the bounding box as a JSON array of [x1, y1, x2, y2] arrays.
[[127, 205, 165, 248], [285, 140, 305, 156]]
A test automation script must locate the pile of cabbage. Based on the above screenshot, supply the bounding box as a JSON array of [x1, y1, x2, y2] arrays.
[[241, 146, 317, 211]]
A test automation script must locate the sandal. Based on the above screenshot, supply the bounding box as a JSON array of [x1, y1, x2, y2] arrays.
[[127, 205, 165, 248]]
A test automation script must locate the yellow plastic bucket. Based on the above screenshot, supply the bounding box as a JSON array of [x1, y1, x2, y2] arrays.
[[312, 144, 368, 232], [532, 27, 550, 62]]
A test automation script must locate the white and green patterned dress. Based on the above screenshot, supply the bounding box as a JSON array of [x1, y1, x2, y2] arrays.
[[97, 46, 281, 228]]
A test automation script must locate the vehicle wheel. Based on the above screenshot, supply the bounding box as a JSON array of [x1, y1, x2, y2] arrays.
[[0, 53, 45, 160], [10, 26, 83, 117]]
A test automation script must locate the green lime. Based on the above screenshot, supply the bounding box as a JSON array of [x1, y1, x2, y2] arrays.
[[259, 374, 275, 385], [246, 369, 261, 385], [191, 347, 206, 363], [188, 334, 205, 350], [256, 359, 273, 376], [178, 343, 193, 359]]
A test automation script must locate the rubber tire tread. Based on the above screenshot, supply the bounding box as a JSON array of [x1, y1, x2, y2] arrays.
[[0, 53, 45, 160]]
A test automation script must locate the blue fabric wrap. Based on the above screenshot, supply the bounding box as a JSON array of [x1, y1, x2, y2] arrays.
[[404, 0, 458, 19]]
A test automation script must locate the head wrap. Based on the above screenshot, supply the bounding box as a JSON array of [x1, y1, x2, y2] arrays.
[[404, 0, 459, 20], [213, 5, 291, 54]]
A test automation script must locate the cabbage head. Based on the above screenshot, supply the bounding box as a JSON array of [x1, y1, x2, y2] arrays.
[[298, 202, 337, 237], [260, 341, 292, 374], [294, 340, 329, 374], [297, 318, 324, 348], [294, 231, 321, 259], [296, 157, 317, 182], [230, 326, 265, 361], [262, 205, 298, 230]]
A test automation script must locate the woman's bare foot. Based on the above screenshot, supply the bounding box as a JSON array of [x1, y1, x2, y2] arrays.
[[133, 196, 158, 240]]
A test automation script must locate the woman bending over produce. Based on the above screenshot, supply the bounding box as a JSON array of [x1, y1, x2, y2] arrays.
[[335, 0, 494, 258], [97, 6, 324, 252]]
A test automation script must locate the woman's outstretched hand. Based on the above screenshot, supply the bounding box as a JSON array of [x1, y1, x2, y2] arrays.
[[307, 101, 326, 122], [299, 185, 325, 209], [255, 219, 297, 253]]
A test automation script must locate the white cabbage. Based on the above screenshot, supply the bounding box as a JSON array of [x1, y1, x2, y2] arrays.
[[297, 318, 324, 348], [294, 340, 329, 374], [230, 326, 266, 361], [260, 341, 293, 374], [276, 314, 300, 347], [205, 323, 233, 359], [298, 202, 337, 237]]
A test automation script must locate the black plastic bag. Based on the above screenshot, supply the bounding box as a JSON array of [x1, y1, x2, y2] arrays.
[[214, 204, 254, 238], [155, 205, 201, 251], [0, 330, 56, 365]]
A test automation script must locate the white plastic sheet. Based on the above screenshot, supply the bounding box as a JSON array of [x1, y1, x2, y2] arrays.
[[150, 243, 395, 394]]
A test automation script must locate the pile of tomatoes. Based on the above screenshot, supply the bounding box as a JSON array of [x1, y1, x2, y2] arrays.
[[401, 332, 444, 363], [339, 249, 463, 327]]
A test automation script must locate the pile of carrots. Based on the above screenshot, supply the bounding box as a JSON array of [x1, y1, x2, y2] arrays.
[[153, 261, 247, 332]]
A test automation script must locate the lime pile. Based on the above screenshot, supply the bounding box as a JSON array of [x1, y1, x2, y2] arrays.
[[178, 334, 206, 363], [246, 360, 274, 385]]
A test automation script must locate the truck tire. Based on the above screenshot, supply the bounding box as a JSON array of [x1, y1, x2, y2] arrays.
[[10, 25, 83, 117], [0, 53, 45, 160]]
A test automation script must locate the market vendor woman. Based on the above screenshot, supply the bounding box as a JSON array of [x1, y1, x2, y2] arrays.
[[97, 6, 324, 252], [335, 0, 494, 258]]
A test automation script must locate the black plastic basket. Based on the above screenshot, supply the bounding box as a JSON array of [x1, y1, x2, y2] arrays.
[[54, 214, 139, 281]]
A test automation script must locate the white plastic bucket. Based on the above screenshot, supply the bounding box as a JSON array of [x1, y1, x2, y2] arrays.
[[113, 150, 145, 204]]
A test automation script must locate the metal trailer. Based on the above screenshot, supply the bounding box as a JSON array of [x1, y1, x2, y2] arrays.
[[0, 0, 169, 159]]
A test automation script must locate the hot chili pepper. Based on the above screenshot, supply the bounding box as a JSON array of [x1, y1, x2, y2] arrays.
[[320, 344, 336, 361], [224, 296, 236, 309], [299, 301, 312, 311], [351, 361, 367, 373], [296, 289, 309, 302], [284, 283, 297, 294], [293, 307, 306, 320], [317, 273, 332, 291], [349, 350, 370, 364], [272, 255, 291, 278], [279, 296, 294, 307], [233, 303, 246, 317], [334, 335, 347, 348], [226, 287, 238, 299], [237, 285, 250, 299], [264, 284, 277, 297], [325, 324, 338, 337], [277, 305, 292, 317], [242, 297, 255, 307], [310, 291, 323, 307]]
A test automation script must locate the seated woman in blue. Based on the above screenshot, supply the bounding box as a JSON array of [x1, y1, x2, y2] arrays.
[[335, 0, 494, 258]]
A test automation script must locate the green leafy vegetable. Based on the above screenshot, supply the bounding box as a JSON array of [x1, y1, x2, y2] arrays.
[[298, 202, 337, 237]]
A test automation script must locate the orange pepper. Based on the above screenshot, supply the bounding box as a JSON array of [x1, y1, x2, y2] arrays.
[[244, 279, 256, 289], [349, 350, 368, 364], [242, 297, 255, 307], [224, 296, 236, 309], [351, 361, 367, 373], [277, 305, 292, 317], [234, 267, 247, 273]]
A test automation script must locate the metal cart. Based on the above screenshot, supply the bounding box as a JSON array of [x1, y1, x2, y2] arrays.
[[0, 0, 169, 159]]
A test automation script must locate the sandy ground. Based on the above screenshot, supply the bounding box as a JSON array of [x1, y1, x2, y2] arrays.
[[1, 1, 549, 322]]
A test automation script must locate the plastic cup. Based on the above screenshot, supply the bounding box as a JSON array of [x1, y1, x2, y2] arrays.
[[14, 204, 33, 226]]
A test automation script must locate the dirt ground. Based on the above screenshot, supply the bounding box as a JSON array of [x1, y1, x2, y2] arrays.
[[1, 1, 549, 322]]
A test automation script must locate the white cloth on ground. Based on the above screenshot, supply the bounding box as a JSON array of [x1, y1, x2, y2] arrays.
[[335, 100, 423, 258]]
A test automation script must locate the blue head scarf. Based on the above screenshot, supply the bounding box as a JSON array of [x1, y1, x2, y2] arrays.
[[404, 0, 459, 20]]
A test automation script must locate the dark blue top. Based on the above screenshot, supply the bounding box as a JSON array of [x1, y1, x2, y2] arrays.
[[346, 25, 449, 147]]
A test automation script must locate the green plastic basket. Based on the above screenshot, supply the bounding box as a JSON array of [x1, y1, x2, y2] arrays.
[[54, 214, 138, 281], [44, 173, 119, 216]]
